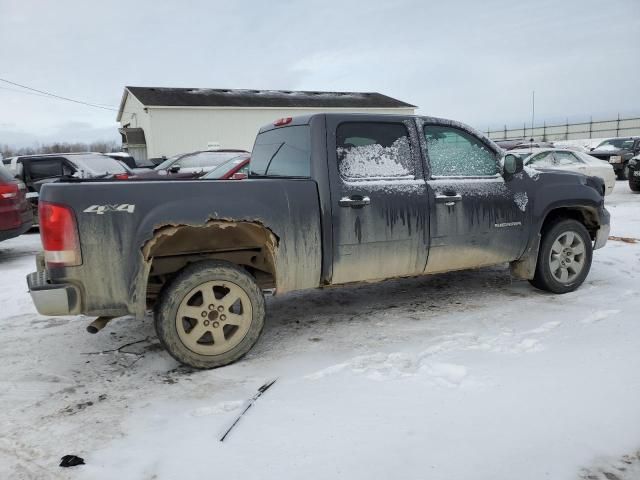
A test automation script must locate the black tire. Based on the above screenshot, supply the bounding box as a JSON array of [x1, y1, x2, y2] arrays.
[[154, 260, 265, 369], [617, 164, 629, 180], [529, 219, 593, 294], [629, 179, 640, 192]]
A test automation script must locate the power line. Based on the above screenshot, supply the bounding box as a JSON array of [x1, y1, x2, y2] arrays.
[[0, 85, 60, 100], [0, 77, 121, 112]]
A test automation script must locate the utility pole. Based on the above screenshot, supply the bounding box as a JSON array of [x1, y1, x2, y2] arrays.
[[531, 90, 535, 141]]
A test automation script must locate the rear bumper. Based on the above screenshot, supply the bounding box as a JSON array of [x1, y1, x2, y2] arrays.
[[0, 220, 33, 242], [594, 208, 610, 250], [26, 270, 81, 316]]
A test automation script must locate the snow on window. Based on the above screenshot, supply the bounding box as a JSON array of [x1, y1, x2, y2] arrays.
[[338, 136, 413, 179], [424, 126, 498, 177], [336, 122, 415, 180]]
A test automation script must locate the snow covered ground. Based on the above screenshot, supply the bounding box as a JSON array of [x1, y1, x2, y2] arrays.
[[0, 182, 639, 480]]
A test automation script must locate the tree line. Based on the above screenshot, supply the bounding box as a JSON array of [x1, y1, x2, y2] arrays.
[[1, 140, 122, 158]]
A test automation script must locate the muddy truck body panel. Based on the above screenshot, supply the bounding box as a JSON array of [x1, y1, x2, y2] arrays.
[[27, 113, 610, 324], [32, 179, 322, 317]]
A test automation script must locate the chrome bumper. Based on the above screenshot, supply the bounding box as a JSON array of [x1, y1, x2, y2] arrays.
[[26, 271, 80, 316]]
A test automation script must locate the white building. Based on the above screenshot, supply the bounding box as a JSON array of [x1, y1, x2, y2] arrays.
[[116, 87, 416, 162]]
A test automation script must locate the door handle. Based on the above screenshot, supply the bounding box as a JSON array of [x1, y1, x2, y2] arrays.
[[435, 194, 462, 205], [339, 195, 371, 208]]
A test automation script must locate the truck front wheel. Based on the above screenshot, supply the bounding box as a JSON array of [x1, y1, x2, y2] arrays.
[[629, 179, 640, 192], [529, 219, 593, 294], [617, 164, 629, 180], [154, 260, 265, 369]]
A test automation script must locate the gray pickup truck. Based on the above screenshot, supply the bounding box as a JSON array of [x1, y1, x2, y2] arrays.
[[27, 114, 610, 368]]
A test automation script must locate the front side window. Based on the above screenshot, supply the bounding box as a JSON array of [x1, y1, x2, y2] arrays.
[[424, 125, 498, 177], [337, 122, 414, 180]]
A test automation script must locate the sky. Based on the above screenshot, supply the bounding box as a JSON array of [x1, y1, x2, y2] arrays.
[[0, 0, 639, 147]]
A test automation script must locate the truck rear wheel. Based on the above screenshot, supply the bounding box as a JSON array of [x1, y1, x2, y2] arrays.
[[529, 219, 593, 294], [154, 260, 265, 369]]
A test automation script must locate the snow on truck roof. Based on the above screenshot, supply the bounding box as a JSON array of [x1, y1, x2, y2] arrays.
[[122, 87, 416, 110]]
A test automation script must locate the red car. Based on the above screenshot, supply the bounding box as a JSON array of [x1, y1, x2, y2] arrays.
[[0, 163, 33, 242]]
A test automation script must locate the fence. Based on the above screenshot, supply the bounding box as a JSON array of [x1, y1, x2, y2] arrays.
[[486, 115, 640, 142]]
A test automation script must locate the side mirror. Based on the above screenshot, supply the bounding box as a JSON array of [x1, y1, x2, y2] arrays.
[[168, 165, 181, 174], [590, 147, 595, 151], [231, 172, 248, 180], [503, 154, 523, 176]]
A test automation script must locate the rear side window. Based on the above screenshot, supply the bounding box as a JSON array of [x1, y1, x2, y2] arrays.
[[251, 126, 310, 177], [424, 125, 498, 177], [336, 122, 414, 180], [27, 159, 64, 180]]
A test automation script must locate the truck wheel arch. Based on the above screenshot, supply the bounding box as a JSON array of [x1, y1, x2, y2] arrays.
[[540, 206, 600, 241], [140, 220, 279, 311], [510, 206, 601, 280]]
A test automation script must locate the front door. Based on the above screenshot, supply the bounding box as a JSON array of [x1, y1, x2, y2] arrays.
[[421, 122, 529, 273], [327, 117, 429, 284]]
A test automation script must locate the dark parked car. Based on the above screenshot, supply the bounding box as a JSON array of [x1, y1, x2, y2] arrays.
[[494, 140, 554, 150], [628, 154, 640, 192], [27, 113, 609, 369], [588, 137, 640, 180], [0, 163, 33, 242], [132, 150, 250, 179], [2, 153, 131, 219], [106, 152, 155, 170]]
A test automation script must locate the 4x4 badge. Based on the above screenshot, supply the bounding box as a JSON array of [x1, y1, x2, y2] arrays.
[[83, 204, 135, 215]]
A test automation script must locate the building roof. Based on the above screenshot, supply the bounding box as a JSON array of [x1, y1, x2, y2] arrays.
[[121, 86, 416, 113]]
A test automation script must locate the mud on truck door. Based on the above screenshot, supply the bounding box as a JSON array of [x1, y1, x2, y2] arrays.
[[327, 117, 429, 284], [421, 123, 529, 273]]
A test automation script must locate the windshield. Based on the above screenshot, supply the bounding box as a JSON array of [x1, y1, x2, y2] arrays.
[[155, 154, 182, 171], [71, 154, 129, 175], [595, 138, 634, 150], [202, 156, 248, 179]]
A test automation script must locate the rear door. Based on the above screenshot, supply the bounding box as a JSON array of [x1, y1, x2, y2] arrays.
[[327, 116, 429, 284], [421, 122, 528, 273]]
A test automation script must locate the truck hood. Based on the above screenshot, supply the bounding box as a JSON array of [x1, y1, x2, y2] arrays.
[[534, 168, 605, 196], [589, 148, 626, 156]]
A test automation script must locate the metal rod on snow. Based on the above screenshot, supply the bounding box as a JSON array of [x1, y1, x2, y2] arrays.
[[219, 378, 278, 442]]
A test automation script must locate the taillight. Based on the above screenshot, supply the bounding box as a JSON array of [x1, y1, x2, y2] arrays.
[[114, 173, 130, 180], [273, 117, 292, 126], [39, 201, 82, 267], [0, 182, 18, 199]]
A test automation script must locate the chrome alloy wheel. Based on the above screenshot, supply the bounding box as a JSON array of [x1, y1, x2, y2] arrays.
[[176, 280, 252, 355], [548, 231, 586, 284]]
